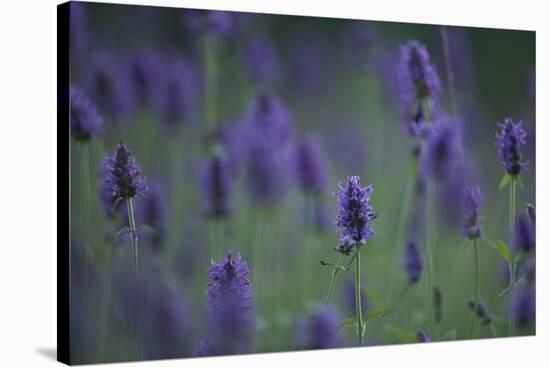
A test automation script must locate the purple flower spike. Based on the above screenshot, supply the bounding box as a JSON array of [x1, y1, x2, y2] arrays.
[[295, 135, 328, 195], [70, 86, 103, 141], [462, 185, 485, 240], [199, 251, 255, 356], [515, 213, 535, 254], [295, 306, 342, 350], [334, 176, 377, 253], [514, 285, 535, 328], [102, 143, 147, 201], [200, 156, 233, 219], [495, 118, 528, 176], [245, 92, 293, 148], [416, 329, 430, 342], [398, 40, 441, 106], [422, 121, 461, 181], [403, 239, 423, 284]]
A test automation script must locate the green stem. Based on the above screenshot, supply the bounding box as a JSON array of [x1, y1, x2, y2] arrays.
[[469, 239, 480, 338], [508, 178, 517, 337], [425, 179, 435, 329], [325, 254, 344, 306], [355, 247, 364, 346], [127, 197, 143, 358]]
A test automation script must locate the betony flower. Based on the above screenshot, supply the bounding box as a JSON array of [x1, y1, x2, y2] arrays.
[[462, 185, 485, 240], [295, 306, 342, 350], [495, 118, 528, 176], [515, 213, 535, 254], [198, 251, 255, 356], [200, 156, 233, 219], [421, 120, 461, 181], [334, 176, 377, 253], [295, 134, 328, 195], [102, 143, 147, 201], [403, 239, 423, 284], [398, 40, 441, 107], [70, 86, 103, 141]]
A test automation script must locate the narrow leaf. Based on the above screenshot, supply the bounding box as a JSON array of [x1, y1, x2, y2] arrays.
[[496, 240, 511, 263], [342, 319, 357, 328], [365, 306, 395, 321], [499, 174, 511, 190], [386, 326, 416, 343]]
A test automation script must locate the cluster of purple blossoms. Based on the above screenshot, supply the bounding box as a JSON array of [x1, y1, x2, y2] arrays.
[[295, 135, 328, 195], [294, 307, 342, 350], [70, 86, 103, 141], [102, 143, 148, 201], [200, 156, 234, 219], [196, 252, 254, 356], [421, 121, 461, 181], [403, 239, 423, 284], [334, 176, 377, 254], [398, 40, 441, 106], [495, 118, 528, 176], [462, 185, 485, 240]]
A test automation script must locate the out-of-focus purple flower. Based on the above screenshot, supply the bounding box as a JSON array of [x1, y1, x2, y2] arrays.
[[198, 251, 255, 356], [182, 10, 233, 36], [342, 21, 377, 68], [245, 142, 287, 204], [240, 33, 280, 86], [129, 51, 163, 108], [295, 135, 328, 195], [343, 279, 369, 317], [514, 285, 535, 328], [421, 121, 461, 181], [295, 306, 342, 350], [495, 118, 528, 176], [467, 298, 492, 325], [403, 239, 423, 284], [102, 143, 148, 201], [398, 40, 441, 107], [70, 86, 103, 141], [245, 92, 293, 148], [515, 213, 535, 254], [86, 52, 134, 122], [200, 156, 233, 219], [70, 2, 88, 62], [154, 57, 199, 129], [416, 329, 430, 342], [462, 185, 484, 240], [334, 176, 377, 252]]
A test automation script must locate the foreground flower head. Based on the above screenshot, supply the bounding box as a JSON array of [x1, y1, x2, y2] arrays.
[[335, 176, 377, 252], [198, 251, 254, 356], [200, 156, 233, 219], [102, 143, 148, 201], [495, 118, 528, 176], [462, 185, 485, 240], [398, 40, 441, 106], [70, 86, 103, 141], [403, 239, 423, 283]]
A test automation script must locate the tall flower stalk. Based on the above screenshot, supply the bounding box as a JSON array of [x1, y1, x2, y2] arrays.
[[496, 118, 528, 337], [102, 142, 147, 357], [462, 185, 485, 338], [331, 176, 377, 345]]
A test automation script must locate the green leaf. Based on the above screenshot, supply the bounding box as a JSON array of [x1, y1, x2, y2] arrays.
[[342, 319, 357, 328], [365, 306, 395, 322], [516, 176, 525, 191], [499, 174, 511, 190], [139, 224, 156, 234], [496, 240, 511, 263]]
